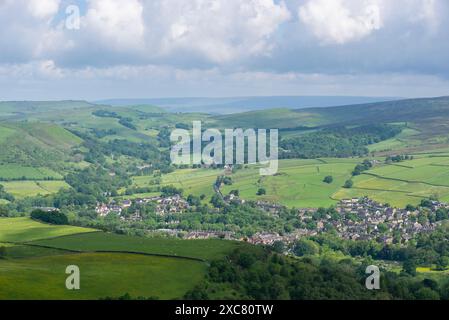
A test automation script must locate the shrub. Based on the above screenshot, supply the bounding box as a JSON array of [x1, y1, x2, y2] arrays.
[[323, 176, 333, 184], [344, 180, 354, 189], [30, 209, 69, 225]]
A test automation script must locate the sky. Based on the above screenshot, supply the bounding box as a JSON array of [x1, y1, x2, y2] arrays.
[[0, 0, 448, 100]]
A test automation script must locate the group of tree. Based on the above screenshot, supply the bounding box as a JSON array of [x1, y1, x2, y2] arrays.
[[280, 124, 403, 159], [0, 184, 14, 202], [386, 155, 414, 163], [185, 246, 449, 300], [92, 110, 136, 130], [30, 209, 68, 225], [352, 160, 373, 176]]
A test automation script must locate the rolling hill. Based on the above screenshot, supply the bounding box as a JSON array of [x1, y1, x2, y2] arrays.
[[97, 96, 398, 114], [213, 96, 449, 154]]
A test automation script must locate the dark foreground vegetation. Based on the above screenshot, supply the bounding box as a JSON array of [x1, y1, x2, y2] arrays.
[[185, 245, 449, 300]]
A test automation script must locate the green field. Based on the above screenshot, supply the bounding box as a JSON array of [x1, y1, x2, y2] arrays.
[[333, 155, 449, 207], [1, 181, 70, 198], [129, 156, 449, 209], [31, 232, 244, 261], [0, 253, 206, 300], [219, 159, 357, 208], [132, 168, 219, 201], [0, 125, 17, 143], [0, 218, 243, 300], [368, 128, 422, 153], [0, 165, 63, 180], [0, 218, 96, 242]]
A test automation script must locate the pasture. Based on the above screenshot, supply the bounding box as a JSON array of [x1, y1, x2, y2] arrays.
[[0, 165, 62, 180], [367, 128, 421, 153], [1, 180, 70, 198], [333, 155, 449, 207], [220, 159, 356, 208], [0, 218, 242, 300], [31, 232, 244, 261], [0, 217, 96, 243], [133, 168, 218, 201], [129, 155, 449, 209], [0, 253, 205, 300]]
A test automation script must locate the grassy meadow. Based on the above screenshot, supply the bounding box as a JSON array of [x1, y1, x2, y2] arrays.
[[0, 217, 96, 243], [0, 253, 206, 300], [218, 159, 359, 208], [0, 218, 241, 299], [334, 155, 449, 207], [31, 232, 244, 261], [128, 155, 449, 209], [0, 165, 63, 180], [1, 180, 70, 198]]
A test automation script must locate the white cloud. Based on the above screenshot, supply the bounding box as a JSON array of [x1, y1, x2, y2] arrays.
[[142, 0, 291, 63], [298, 0, 443, 44], [27, 0, 60, 19], [0, 0, 448, 99], [0, 0, 61, 63], [82, 0, 145, 49], [299, 0, 383, 45]]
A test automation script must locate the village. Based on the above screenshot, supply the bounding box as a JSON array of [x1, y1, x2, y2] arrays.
[[95, 194, 190, 221], [247, 197, 449, 246], [94, 190, 449, 247]]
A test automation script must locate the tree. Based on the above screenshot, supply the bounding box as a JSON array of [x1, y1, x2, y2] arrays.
[[230, 190, 240, 197], [435, 256, 449, 271], [257, 188, 267, 196], [222, 177, 233, 186], [210, 194, 225, 208], [187, 195, 201, 206], [402, 260, 417, 276], [323, 176, 333, 184], [414, 287, 440, 300], [378, 223, 388, 233], [420, 199, 433, 208], [293, 239, 319, 257], [30, 209, 68, 225], [272, 241, 285, 254], [344, 180, 354, 189]]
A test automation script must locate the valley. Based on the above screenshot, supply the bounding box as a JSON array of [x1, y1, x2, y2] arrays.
[[1, 97, 449, 300]]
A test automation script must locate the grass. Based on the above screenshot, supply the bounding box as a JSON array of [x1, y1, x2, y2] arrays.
[[0, 217, 97, 243], [220, 159, 356, 208], [368, 128, 421, 153], [0, 165, 62, 180], [333, 155, 449, 207], [31, 232, 246, 261], [0, 219, 243, 300], [131, 159, 359, 208], [1, 180, 70, 198], [212, 108, 330, 129], [130, 155, 449, 209], [21, 123, 83, 150], [0, 253, 206, 300], [0, 125, 17, 143], [132, 168, 219, 202], [0, 244, 72, 259]]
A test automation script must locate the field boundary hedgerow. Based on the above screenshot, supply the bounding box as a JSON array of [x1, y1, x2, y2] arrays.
[[8, 239, 208, 263], [362, 172, 449, 188]]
